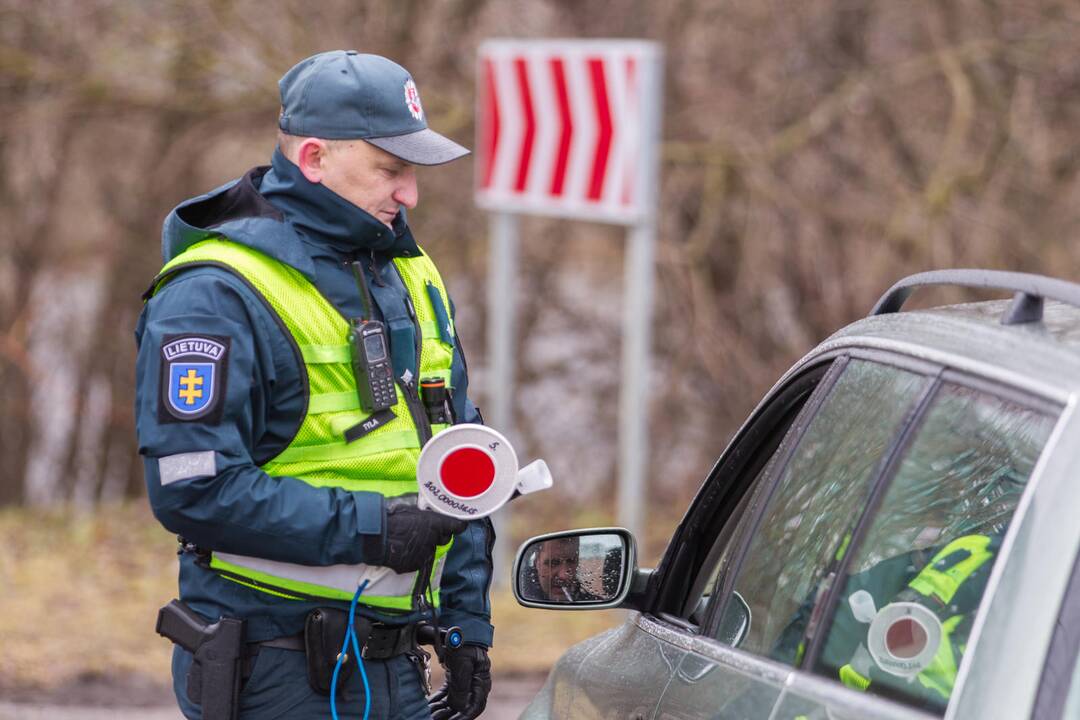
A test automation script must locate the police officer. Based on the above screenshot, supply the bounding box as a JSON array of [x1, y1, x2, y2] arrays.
[[136, 51, 493, 719]]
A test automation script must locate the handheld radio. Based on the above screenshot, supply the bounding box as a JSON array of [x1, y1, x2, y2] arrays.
[[343, 259, 399, 444], [349, 319, 396, 413]]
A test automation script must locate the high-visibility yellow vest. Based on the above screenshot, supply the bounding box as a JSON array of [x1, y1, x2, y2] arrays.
[[150, 238, 458, 612]]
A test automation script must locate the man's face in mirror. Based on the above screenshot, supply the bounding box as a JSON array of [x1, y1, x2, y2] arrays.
[[536, 537, 580, 600]]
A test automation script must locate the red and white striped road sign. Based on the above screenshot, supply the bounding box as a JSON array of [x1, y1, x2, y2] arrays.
[[475, 40, 662, 226]]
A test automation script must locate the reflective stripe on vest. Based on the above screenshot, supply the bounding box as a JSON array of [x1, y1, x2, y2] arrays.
[[839, 663, 871, 691], [151, 239, 457, 611], [212, 551, 449, 604], [908, 535, 993, 606]]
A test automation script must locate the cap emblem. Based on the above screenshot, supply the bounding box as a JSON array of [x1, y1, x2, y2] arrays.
[[404, 79, 424, 121]]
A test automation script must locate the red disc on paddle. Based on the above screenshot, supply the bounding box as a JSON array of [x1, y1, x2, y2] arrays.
[[885, 617, 927, 659], [439, 447, 496, 498]]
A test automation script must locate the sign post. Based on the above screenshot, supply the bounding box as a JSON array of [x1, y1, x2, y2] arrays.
[[476, 39, 663, 582], [486, 210, 519, 584]]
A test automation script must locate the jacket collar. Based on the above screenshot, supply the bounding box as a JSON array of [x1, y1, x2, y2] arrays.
[[165, 168, 319, 280], [259, 148, 421, 258], [162, 150, 423, 283]]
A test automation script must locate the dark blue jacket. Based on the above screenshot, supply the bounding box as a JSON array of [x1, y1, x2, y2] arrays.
[[135, 149, 494, 646]]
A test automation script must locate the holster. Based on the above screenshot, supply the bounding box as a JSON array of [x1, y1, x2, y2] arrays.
[[304, 607, 373, 696], [155, 600, 244, 720]]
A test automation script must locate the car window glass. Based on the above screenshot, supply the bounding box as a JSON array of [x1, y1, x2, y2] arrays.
[[668, 363, 833, 627], [699, 486, 756, 602], [814, 382, 1057, 714], [688, 365, 839, 626], [722, 359, 930, 660]]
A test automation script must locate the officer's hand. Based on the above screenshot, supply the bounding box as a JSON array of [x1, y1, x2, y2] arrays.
[[381, 495, 467, 574], [428, 645, 491, 720]]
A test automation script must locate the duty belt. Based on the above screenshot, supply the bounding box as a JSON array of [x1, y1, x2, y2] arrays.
[[251, 621, 420, 661]]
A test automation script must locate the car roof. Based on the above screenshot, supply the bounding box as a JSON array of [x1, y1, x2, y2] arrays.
[[804, 299, 1080, 404]]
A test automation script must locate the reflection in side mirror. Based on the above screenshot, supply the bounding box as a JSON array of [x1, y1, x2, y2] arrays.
[[717, 591, 751, 648], [513, 528, 635, 609]]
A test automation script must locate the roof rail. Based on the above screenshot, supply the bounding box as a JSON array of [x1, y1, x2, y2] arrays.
[[870, 269, 1080, 326]]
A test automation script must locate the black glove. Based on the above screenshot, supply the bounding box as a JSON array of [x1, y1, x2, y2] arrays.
[[380, 496, 467, 574], [428, 645, 491, 720]]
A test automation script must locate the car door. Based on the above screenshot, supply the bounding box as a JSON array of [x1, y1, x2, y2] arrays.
[[540, 617, 689, 720], [1028, 544, 1080, 719], [658, 354, 1061, 720], [653, 354, 940, 720]]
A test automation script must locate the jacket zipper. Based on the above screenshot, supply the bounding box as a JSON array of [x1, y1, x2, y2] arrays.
[[389, 262, 433, 448], [367, 250, 388, 287], [366, 252, 430, 446], [387, 260, 438, 611], [399, 374, 432, 446]]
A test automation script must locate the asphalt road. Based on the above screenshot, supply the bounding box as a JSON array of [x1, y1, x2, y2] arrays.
[[0, 674, 546, 720]]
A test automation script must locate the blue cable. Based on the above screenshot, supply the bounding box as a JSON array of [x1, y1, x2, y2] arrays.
[[330, 579, 371, 720]]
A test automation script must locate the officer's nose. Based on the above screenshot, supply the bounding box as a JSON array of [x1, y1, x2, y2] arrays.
[[394, 166, 418, 210]]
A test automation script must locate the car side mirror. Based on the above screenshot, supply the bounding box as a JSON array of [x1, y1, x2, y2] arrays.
[[716, 591, 751, 648], [513, 528, 636, 610]]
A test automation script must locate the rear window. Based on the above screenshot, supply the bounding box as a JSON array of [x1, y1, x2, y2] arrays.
[[813, 380, 1058, 713]]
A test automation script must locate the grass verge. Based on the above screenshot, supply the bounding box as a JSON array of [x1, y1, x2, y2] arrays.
[[0, 502, 677, 693]]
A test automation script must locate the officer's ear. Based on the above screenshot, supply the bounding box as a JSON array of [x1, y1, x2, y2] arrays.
[[295, 138, 330, 184]]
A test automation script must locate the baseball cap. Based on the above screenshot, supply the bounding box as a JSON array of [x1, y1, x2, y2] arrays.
[[278, 50, 469, 166]]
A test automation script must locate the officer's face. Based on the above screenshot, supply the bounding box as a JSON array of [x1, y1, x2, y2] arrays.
[[536, 539, 580, 599], [319, 140, 418, 228]]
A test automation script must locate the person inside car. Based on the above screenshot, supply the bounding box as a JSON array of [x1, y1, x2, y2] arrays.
[[522, 536, 604, 603]]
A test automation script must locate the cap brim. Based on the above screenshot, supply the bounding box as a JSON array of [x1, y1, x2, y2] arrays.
[[366, 128, 470, 166]]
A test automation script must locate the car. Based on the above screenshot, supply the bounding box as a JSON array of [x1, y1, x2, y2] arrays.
[[512, 270, 1080, 720]]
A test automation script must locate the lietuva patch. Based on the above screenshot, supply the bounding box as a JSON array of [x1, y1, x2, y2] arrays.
[[159, 334, 230, 424]]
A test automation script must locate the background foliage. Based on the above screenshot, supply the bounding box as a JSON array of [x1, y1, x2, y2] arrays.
[[1, 0, 1078, 694], [2, 0, 1078, 512]]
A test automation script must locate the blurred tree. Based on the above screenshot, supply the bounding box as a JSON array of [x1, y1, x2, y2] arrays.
[[0, 0, 1076, 535]]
